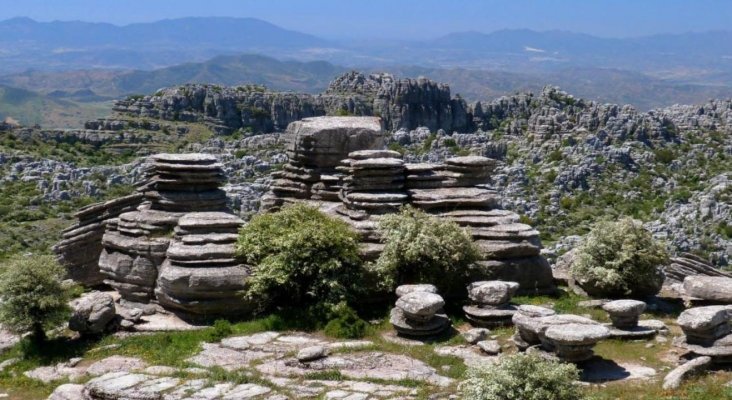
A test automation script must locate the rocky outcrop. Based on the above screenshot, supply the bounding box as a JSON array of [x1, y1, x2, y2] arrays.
[[53, 193, 144, 286], [100, 154, 229, 305], [113, 72, 472, 134], [664, 253, 732, 284]]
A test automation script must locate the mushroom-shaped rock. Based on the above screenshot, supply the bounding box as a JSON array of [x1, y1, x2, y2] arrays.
[[396, 292, 445, 321], [544, 323, 610, 362], [395, 284, 438, 298], [602, 300, 646, 329], [467, 281, 519, 306]]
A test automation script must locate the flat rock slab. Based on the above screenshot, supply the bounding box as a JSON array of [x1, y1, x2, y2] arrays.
[[0, 327, 20, 355], [434, 345, 497, 367], [663, 356, 713, 390], [256, 351, 453, 387]]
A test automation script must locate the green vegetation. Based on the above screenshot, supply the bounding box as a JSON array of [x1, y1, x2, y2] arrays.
[[373, 206, 480, 294], [460, 353, 584, 400], [235, 204, 363, 314], [571, 218, 668, 298], [0, 255, 71, 342], [323, 304, 370, 339]]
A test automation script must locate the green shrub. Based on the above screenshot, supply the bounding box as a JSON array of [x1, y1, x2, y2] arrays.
[[323, 304, 370, 339], [235, 204, 363, 314], [571, 218, 668, 298], [209, 319, 233, 341], [654, 148, 675, 164], [373, 206, 480, 293], [0, 255, 71, 342], [460, 353, 583, 400]]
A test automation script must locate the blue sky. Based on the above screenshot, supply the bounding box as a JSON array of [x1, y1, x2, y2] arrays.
[[1, 0, 730, 39]]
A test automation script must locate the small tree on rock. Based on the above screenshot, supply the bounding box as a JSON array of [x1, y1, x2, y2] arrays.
[[0, 255, 71, 342], [235, 204, 363, 314], [373, 206, 480, 294], [571, 217, 668, 298]]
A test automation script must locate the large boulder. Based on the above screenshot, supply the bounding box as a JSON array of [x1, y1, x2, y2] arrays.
[[285, 116, 384, 168], [683, 276, 732, 303], [68, 292, 116, 334]]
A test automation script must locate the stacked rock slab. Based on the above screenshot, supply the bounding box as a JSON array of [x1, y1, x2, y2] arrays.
[[263, 116, 384, 210], [683, 276, 732, 304], [406, 156, 553, 295], [100, 154, 228, 303], [340, 150, 407, 215], [53, 193, 143, 286], [390, 285, 450, 337], [156, 212, 252, 316], [676, 306, 732, 362], [662, 253, 732, 284], [261, 117, 555, 295], [511, 305, 556, 350], [463, 281, 519, 327]]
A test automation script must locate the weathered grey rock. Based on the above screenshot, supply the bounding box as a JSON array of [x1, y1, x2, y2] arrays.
[[544, 323, 610, 362], [286, 116, 384, 168], [476, 340, 501, 355], [48, 383, 85, 400], [684, 276, 732, 304], [602, 300, 646, 329], [395, 291, 445, 321], [297, 345, 329, 362], [677, 306, 731, 345], [68, 292, 116, 334], [395, 284, 438, 297], [662, 356, 712, 390], [462, 328, 490, 344], [467, 280, 519, 306], [511, 305, 557, 349], [389, 307, 451, 338], [663, 253, 732, 284]]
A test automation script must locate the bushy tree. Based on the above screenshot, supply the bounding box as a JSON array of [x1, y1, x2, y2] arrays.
[[571, 217, 668, 298], [235, 204, 363, 314], [460, 353, 584, 400], [373, 206, 480, 293], [0, 255, 71, 342]]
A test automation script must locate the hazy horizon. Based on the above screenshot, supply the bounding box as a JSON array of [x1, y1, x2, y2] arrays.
[[1, 0, 731, 40]]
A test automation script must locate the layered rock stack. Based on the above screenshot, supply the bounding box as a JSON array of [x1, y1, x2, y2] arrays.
[[676, 306, 732, 362], [390, 285, 451, 338], [340, 150, 407, 215], [683, 276, 732, 305], [463, 280, 519, 327], [263, 116, 383, 210], [155, 212, 252, 316], [53, 193, 143, 286], [662, 253, 732, 284], [511, 305, 556, 350], [99, 153, 229, 304]]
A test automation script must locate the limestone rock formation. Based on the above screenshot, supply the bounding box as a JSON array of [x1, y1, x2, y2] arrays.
[[663, 253, 732, 285], [53, 193, 144, 286], [68, 292, 117, 335], [675, 306, 732, 363], [683, 276, 732, 304], [156, 212, 252, 316], [261, 117, 555, 295]]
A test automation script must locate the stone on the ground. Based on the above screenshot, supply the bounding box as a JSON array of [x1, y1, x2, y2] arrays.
[[462, 328, 490, 344], [297, 345, 329, 362], [68, 292, 116, 334], [48, 383, 85, 400], [477, 340, 501, 355], [662, 356, 713, 390]]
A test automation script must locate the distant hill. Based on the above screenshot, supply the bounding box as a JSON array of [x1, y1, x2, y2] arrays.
[[0, 84, 111, 128], [2, 54, 732, 120], [1, 17, 732, 88]]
